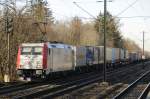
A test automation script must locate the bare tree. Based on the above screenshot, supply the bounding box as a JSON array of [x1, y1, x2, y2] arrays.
[[0, 1, 54, 81], [70, 16, 82, 45]]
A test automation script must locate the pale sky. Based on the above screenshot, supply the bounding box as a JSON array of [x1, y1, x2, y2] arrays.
[[16, 0, 150, 51]]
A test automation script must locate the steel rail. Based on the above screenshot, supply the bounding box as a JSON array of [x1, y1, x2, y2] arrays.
[[0, 62, 149, 99], [41, 75, 104, 99], [113, 70, 150, 99], [16, 62, 147, 99], [14, 73, 103, 99], [138, 82, 150, 99]]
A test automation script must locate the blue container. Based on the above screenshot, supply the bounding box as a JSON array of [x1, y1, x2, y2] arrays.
[[86, 46, 94, 65]]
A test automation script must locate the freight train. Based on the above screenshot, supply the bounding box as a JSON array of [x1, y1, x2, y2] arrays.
[[16, 42, 144, 80]]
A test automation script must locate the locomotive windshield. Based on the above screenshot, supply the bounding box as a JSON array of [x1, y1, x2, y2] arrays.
[[21, 46, 43, 55], [21, 47, 32, 55], [34, 47, 43, 55]]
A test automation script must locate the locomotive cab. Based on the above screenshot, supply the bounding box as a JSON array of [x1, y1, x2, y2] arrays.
[[16, 43, 47, 80]]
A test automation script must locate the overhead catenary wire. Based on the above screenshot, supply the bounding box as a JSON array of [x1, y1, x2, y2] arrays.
[[118, 16, 150, 19], [77, 16, 150, 19], [73, 0, 142, 19], [73, 2, 96, 19], [73, 1, 150, 20], [48, 1, 150, 21], [50, 0, 150, 26], [116, 0, 140, 16]]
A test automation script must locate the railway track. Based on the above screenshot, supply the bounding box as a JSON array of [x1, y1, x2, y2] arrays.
[[0, 81, 45, 95], [12, 63, 148, 99], [113, 70, 150, 99], [0, 83, 5, 88], [0, 69, 105, 95], [56, 62, 150, 99], [0, 71, 105, 98], [2, 73, 104, 98], [0, 62, 148, 99], [0, 81, 23, 88]]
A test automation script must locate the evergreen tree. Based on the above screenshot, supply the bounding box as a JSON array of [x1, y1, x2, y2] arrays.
[[95, 12, 122, 47]]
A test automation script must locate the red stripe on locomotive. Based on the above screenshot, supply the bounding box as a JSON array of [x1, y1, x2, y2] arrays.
[[42, 43, 48, 69]]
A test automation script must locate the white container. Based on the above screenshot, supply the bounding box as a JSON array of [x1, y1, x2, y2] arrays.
[[115, 48, 120, 61], [120, 49, 125, 60], [93, 46, 99, 65], [112, 48, 120, 63], [72, 46, 86, 67], [99, 46, 104, 64], [106, 47, 112, 63]]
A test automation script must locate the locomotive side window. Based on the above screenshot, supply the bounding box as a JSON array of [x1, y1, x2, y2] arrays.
[[34, 47, 42, 55], [21, 47, 32, 55]]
